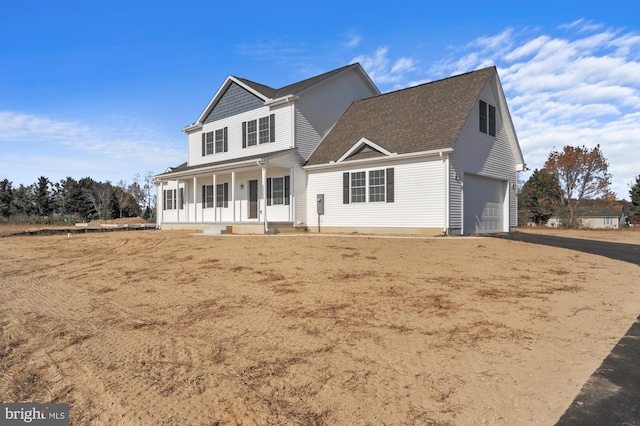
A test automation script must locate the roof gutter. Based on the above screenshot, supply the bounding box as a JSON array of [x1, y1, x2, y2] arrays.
[[303, 148, 454, 171], [155, 157, 268, 181], [264, 94, 297, 107], [181, 123, 202, 133]]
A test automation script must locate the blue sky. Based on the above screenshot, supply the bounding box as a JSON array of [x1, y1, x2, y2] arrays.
[[1, 1, 638, 199]]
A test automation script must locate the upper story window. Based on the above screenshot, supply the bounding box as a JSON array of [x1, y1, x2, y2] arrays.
[[243, 114, 275, 148], [479, 100, 496, 137], [246, 120, 257, 146], [343, 169, 394, 204], [215, 128, 227, 153], [202, 127, 228, 156]]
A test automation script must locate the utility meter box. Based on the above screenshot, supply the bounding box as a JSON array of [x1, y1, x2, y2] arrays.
[[316, 194, 324, 215]]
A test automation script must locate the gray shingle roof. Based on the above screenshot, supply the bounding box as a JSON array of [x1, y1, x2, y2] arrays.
[[305, 66, 495, 166], [233, 63, 361, 99]]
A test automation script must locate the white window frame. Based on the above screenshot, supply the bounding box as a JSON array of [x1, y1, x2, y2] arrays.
[[368, 169, 386, 202], [247, 120, 257, 146], [205, 131, 214, 155], [350, 172, 366, 203], [215, 129, 225, 153]]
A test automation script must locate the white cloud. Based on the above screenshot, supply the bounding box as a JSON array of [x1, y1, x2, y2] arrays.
[[463, 23, 639, 199], [353, 22, 640, 199], [345, 34, 361, 48], [0, 111, 183, 185], [351, 47, 416, 87]]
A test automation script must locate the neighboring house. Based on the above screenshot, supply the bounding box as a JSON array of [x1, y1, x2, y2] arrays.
[[154, 63, 525, 235], [547, 203, 627, 229]]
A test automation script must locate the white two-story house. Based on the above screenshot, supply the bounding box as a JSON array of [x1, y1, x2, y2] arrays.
[[155, 63, 525, 235], [154, 63, 379, 233]]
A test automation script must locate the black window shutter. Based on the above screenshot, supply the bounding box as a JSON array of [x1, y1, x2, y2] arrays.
[[223, 127, 228, 152], [343, 172, 350, 204], [488, 105, 496, 137], [201, 185, 206, 208], [202, 133, 206, 156], [479, 100, 487, 134], [386, 168, 394, 203], [269, 114, 275, 142], [266, 178, 272, 206], [284, 175, 290, 205], [242, 122, 247, 148], [224, 182, 229, 208]]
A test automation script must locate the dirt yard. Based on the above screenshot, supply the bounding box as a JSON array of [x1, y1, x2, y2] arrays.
[[1, 226, 639, 425]]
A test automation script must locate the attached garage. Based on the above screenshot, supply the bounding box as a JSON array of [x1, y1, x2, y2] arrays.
[[463, 174, 508, 234]]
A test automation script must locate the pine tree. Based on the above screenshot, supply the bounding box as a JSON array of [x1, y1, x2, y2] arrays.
[[519, 169, 562, 225], [629, 175, 640, 224]]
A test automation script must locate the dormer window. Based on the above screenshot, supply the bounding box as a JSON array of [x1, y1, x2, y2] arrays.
[[479, 100, 496, 137]]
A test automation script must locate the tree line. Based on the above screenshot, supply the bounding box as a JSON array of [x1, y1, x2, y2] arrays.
[[519, 144, 640, 227], [0, 173, 156, 224]]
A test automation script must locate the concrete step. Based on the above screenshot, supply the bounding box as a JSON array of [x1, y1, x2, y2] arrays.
[[203, 225, 232, 235], [267, 222, 306, 234]]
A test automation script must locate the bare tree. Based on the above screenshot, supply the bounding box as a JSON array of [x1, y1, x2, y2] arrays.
[[544, 145, 613, 227]]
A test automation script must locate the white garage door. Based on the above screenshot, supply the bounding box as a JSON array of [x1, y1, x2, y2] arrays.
[[463, 174, 507, 234]]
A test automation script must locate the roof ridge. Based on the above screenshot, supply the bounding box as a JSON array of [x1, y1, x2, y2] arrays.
[[360, 65, 496, 101], [233, 63, 361, 99]]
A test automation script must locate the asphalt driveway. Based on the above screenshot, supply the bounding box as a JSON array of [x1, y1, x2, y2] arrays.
[[491, 231, 640, 266], [491, 231, 640, 424]]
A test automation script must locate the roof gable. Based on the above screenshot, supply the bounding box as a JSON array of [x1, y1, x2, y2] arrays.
[[306, 67, 496, 166], [189, 63, 378, 130], [338, 138, 394, 162], [203, 82, 264, 124]]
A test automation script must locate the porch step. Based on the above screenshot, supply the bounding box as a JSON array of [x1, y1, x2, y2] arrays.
[[267, 222, 306, 234], [203, 225, 233, 235]]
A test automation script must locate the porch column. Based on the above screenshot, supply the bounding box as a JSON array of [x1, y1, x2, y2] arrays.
[[193, 176, 197, 222], [290, 167, 295, 224], [159, 181, 164, 224], [213, 174, 217, 222], [175, 180, 180, 223], [184, 180, 189, 222], [261, 165, 267, 232], [231, 171, 236, 222]]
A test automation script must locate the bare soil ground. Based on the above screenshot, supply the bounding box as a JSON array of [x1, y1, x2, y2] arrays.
[[1, 226, 639, 425]]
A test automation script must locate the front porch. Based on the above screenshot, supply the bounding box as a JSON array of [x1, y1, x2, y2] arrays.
[[156, 149, 307, 230]]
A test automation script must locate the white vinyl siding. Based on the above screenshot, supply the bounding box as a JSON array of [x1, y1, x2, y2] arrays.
[[186, 103, 293, 168], [449, 74, 517, 233], [295, 70, 380, 160], [306, 158, 445, 229]]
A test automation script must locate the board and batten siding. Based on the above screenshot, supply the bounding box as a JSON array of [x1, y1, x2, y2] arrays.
[[295, 70, 379, 161], [187, 102, 294, 168], [306, 157, 446, 229], [449, 74, 518, 232]]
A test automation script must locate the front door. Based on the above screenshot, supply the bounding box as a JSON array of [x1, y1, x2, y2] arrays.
[[249, 179, 258, 219]]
